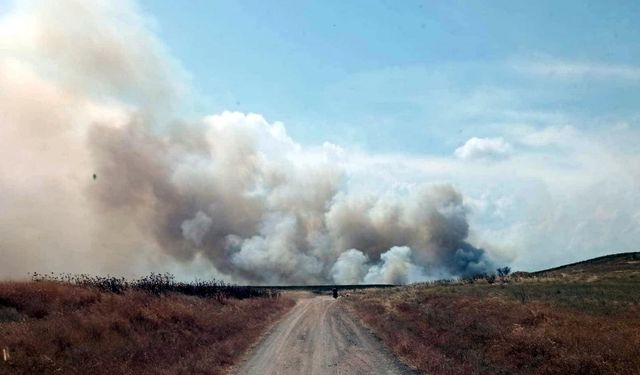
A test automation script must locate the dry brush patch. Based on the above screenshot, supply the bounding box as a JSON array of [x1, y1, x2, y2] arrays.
[[346, 284, 640, 375], [0, 281, 294, 374]]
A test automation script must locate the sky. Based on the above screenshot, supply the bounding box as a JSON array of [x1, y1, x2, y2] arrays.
[[0, 0, 639, 282], [139, 0, 640, 153]]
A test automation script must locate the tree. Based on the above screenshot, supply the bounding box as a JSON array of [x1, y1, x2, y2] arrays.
[[497, 266, 511, 278]]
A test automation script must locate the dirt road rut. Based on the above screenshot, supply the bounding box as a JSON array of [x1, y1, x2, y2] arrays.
[[236, 295, 417, 375]]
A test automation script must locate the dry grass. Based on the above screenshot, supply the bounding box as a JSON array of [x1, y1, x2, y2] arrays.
[[0, 281, 294, 374], [346, 273, 640, 374]]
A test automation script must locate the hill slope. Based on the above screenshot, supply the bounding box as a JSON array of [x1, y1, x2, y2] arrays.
[[346, 252, 640, 374], [531, 251, 640, 277]]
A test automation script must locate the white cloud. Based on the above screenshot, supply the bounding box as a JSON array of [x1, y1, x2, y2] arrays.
[[515, 57, 640, 81], [454, 137, 513, 161], [517, 125, 578, 147]]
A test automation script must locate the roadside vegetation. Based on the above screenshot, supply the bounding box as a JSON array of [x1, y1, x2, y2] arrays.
[[346, 252, 640, 375], [0, 274, 293, 374]]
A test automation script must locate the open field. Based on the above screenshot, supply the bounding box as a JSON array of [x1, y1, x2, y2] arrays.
[[0, 278, 294, 374], [345, 252, 640, 375], [2, 253, 638, 374]]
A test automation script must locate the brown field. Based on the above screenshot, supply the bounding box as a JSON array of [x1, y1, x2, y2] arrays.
[[0, 281, 294, 374], [345, 253, 640, 375]]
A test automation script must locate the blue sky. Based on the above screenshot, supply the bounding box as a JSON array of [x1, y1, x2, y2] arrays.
[[137, 0, 640, 270], [139, 0, 640, 154], [1, 0, 639, 279]]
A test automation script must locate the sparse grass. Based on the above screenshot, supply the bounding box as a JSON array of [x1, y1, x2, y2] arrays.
[[0, 279, 294, 374], [404, 280, 640, 316], [345, 255, 640, 374]]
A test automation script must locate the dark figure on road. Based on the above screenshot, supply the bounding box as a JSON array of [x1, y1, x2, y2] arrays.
[[332, 288, 338, 299]]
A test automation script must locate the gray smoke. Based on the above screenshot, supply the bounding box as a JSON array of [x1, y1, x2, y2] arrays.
[[181, 211, 213, 248], [0, 0, 494, 283], [86, 114, 494, 284]]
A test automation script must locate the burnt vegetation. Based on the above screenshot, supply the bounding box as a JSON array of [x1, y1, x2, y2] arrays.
[[0, 273, 292, 374]]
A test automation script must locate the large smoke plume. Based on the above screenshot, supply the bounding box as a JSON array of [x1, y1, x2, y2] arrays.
[[0, 0, 494, 283]]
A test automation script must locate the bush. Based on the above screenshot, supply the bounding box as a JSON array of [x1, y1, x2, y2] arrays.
[[30, 272, 278, 300], [512, 285, 528, 304], [0, 306, 23, 323]]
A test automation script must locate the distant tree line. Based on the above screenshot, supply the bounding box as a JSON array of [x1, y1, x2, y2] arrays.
[[31, 272, 279, 300]]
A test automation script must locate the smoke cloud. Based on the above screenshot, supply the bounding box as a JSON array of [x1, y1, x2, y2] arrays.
[[331, 249, 369, 285], [0, 0, 495, 283]]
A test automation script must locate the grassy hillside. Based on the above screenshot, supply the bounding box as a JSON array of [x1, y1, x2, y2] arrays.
[[345, 252, 640, 375], [530, 251, 640, 278], [0, 278, 293, 374]]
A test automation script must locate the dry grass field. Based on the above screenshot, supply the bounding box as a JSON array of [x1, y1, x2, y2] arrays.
[[346, 253, 640, 375], [0, 279, 293, 374]]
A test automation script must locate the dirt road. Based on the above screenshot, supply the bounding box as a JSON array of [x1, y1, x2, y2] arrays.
[[235, 295, 417, 375]]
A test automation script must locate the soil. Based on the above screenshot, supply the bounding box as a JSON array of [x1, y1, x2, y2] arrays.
[[235, 295, 418, 375]]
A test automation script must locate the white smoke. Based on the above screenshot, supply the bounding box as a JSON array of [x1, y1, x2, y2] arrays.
[[331, 249, 369, 285], [0, 0, 499, 283], [364, 247, 423, 285]]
